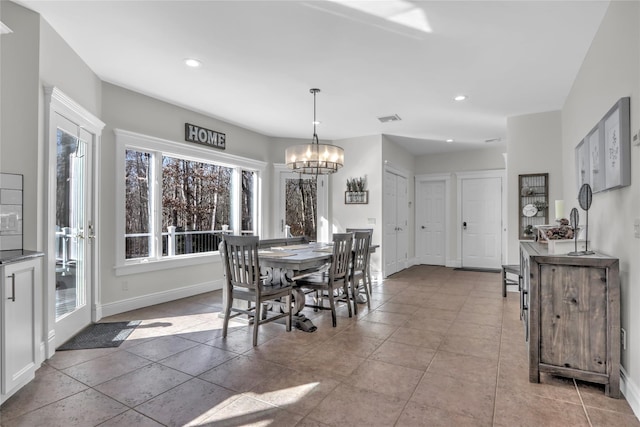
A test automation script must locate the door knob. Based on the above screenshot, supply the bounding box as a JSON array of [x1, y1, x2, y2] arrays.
[[421, 225, 426, 229], [463, 221, 467, 230]]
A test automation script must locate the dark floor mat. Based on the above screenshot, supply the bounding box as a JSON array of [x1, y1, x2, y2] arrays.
[[57, 321, 141, 351]]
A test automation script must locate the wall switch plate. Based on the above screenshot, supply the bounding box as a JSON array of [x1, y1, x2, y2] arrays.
[[635, 219, 640, 238], [367, 218, 376, 225]]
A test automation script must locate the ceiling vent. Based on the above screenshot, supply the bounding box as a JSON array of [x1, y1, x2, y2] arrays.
[[377, 114, 401, 123]]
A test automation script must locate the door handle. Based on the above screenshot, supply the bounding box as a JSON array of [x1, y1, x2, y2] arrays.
[[462, 221, 467, 230], [7, 273, 15, 302], [421, 225, 426, 229]]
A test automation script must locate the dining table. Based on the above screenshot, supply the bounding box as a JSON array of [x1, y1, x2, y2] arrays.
[[258, 242, 334, 314], [258, 241, 378, 316]]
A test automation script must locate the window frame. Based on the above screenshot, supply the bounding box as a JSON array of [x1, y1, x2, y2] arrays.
[[114, 129, 265, 276]]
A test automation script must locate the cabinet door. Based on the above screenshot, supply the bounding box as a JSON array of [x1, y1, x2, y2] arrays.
[[2, 260, 38, 396], [539, 264, 607, 373]]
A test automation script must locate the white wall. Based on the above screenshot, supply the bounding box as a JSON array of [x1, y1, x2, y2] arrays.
[[331, 135, 383, 274], [0, 2, 40, 250], [506, 111, 564, 263], [560, 0, 640, 410]]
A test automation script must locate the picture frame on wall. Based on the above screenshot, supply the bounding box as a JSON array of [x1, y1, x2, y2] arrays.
[[575, 96, 630, 193], [587, 125, 605, 192], [575, 138, 590, 192], [603, 97, 630, 190]]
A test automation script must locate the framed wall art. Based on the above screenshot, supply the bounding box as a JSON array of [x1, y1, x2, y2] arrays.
[[575, 97, 630, 193], [575, 138, 590, 192], [603, 97, 630, 189], [587, 125, 605, 192]]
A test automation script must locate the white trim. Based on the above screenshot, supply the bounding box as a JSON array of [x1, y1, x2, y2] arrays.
[[414, 173, 452, 267], [114, 129, 265, 271], [100, 279, 224, 318], [621, 366, 640, 421], [383, 160, 409, 178], [455, 169, 506, 269], [114, 129, 267, 170], [115, 252, 221, 276]]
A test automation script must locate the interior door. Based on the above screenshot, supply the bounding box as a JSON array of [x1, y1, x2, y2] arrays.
[[383, 170, 407, 277], [461, 177, 502, 269], [417, 180, 445, 265], [52, 114, 94, 346], [384, 172, 398, 276]]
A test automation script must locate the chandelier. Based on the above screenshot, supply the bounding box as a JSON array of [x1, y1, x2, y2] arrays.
[[285, 88, 344, 174]]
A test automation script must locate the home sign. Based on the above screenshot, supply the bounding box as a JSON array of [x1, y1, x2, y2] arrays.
[[184, 123, 226, 150]]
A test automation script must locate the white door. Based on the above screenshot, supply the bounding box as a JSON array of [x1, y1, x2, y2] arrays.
[[277, 169, 328, 242], [383, 170, 408, 276], [50, 114, 94, 346], [461, 177, 502, 269], [416, 180, 445, 265]]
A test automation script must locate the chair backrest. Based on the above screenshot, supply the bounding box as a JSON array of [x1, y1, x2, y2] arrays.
[[330, 233, 354, 281], [221, 235, 261, 290], [346, 228, 374, 234], [352, 230, 372, 271]]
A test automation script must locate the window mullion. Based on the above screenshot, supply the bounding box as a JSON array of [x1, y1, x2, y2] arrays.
[[153, 151, 163, 259]]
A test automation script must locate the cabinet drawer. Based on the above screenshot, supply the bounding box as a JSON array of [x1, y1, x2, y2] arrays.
[[539, 264, 607, 373]]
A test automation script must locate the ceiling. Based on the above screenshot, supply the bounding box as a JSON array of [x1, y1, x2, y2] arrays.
[[14, 0, 609, 155]]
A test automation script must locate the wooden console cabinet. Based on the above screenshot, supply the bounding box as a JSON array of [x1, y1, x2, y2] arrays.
[[520, 242, 620, 398]]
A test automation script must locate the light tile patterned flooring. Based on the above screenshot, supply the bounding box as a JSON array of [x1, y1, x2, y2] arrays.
[[1, 265, 638, 426]]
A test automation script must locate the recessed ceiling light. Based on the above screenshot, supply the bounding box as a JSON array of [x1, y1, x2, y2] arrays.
[[184, 58, 202, 68], [453, 95, 467, 101], [313, 121, 321, 125], [446, 139, 454, 143]]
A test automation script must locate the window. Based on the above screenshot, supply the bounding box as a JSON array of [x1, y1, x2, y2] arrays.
[[116, 129, 265, 274]]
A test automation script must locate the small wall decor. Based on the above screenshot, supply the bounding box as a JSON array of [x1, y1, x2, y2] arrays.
[[345, 177, 368, 204], [575, 97, 630, 192], [184, 123, 226, 150]]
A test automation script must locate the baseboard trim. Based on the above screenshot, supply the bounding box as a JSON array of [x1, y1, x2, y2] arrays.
[[99, 279, 224, 318], [621, 366, 640, 421]]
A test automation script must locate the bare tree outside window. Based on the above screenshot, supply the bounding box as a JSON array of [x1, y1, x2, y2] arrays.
[[161, 156, 231, 255], [241, 170, 254, 234], [285, 176, 317, 239], [125, 150, 151, 259]]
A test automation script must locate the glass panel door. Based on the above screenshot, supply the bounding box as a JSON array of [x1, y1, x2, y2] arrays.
[[55, 129, 86, 319], [282, 173, 317, 239], [53, 115, 93, 346]]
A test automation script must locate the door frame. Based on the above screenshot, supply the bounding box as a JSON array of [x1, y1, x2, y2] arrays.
[[273, 164, 329, 242], [415, 173, 451, 266], [455, 169, 506, 269], [44, 87, 105, 358]]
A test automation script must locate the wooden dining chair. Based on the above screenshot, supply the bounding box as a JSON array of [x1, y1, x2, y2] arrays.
[[220, 235, 292, 346], [350, 230, 373, 315], [346, 228, 374, 295], [295, 233, 354, 327]]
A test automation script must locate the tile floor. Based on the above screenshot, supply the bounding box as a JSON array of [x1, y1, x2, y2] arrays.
[[1, 265, 638, 426]]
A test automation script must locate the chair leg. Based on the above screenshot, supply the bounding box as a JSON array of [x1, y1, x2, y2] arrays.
[[502, 267, 507, 298], [351, 276, 359, 316], [362, 273, 371, 310], [343, 281, 352, 318], [222, 296, 232, 338], [328, 286, 337, 327], [253, 300, 261, 347]]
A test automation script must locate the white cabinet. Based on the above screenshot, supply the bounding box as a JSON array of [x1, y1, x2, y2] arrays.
[[1, 256, 42, 405]]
